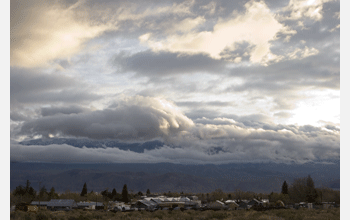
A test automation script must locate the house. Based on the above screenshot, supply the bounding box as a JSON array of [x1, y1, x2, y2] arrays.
[[225, 200, 239, 210], [236, 200, 248, 209], [16, 203, 39, 212], [30, 201, 49, 209], [248, 199, 263, 207], [150, 198, 164, 205], [208, 200, 227, 210], [76, 201, 104, 210], [46, 199, 78, 211], [134, 200, 158, 210], [261, 199, 269, 204], [15, 203, 30, 212], [322, 202, 335, 209]]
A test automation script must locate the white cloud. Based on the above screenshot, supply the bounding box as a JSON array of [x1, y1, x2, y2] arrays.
[[114, 0, 195, 22], [282, 0, 335, 21], [11, 0, 116, 68], [287, 46, 319, 60], [139, 1, 295, 65]]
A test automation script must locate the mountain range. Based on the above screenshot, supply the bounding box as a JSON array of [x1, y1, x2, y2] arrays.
[[13, 138, 339, 193], [11, 161, 339, 193]]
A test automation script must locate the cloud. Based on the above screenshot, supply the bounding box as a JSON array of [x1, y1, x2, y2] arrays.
[[13, 95, 339, 164], [176, 101, 234, 108], [10, 0, 115, 67], [139, 1, 296, 65], [112, 50, 227, 76], [41, 105, 91, 117], [274, 112, 293, 118], [10, 141, 159, 163], [281, 0, 336, 21], [20, 96, 194, 140], [10, 67, 101, 106], [11, 117, 340, 164], [286, 46, 319, 60]]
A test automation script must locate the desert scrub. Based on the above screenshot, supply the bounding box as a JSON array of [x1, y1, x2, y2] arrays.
[[203, 210, 230, 220]]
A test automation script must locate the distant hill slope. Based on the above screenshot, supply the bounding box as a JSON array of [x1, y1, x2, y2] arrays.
[[10, 162, 339, 193], [19, 138, 164, 153]]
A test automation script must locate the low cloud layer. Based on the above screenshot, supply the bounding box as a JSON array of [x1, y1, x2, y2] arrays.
[[13, 96, 339, 164], [20, 96, 194, 140]]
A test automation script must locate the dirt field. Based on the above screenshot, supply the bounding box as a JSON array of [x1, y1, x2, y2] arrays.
[[10, 208, 340, 220]]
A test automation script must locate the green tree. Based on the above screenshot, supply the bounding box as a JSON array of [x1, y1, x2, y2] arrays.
[[38, 185, 49, 201], [13, 185, 26, 196], [122, 184, 129, 203], [101, 189, 111, 200], [49, 187, 59, 199], [12, 180, 36, 204], [289, 175, 318, 203], [146, 189, 150, 195], [39, 185, 48, 197], [111, 188, 117, 200], [306, 175, 318, 203], [289, 177, 307, 203], [281, 181, 289, 194], [80, 182, 88, 197], [211, 189, 225, 201]]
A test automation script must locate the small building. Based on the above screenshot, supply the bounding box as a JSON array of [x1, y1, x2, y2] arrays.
[[46, 199, 78, 211], [322, 202, 335, 209], [248, 199, 263, 208], [77, 201, 104, 210], [134, 200, 158, 210], [307, 203, 313, 209], [188, 195, 198, 201], [261, 199, 269, 204], [208, 200, 227, 210], [15, 203, 30, 212], [237, 200, 249, 209], [30, 201, 49, 209], [225, 200, 239, 210], [15, 203, 39, 212]]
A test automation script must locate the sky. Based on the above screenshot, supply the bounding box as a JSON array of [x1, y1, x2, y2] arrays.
[[9, 0, 341, 164]]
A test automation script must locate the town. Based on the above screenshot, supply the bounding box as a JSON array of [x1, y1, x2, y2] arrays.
[[10, 175, 340, 220]]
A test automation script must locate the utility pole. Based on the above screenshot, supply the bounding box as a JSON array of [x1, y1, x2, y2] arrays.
[[39, 181, 41, 209]]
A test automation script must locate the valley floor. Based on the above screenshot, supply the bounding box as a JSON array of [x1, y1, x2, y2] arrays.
[[10, 208, 340, 220]]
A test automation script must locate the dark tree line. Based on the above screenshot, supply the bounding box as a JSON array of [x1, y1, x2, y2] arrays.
[[280, 175, 338, 204], [11, 180, 59, 205], [11, 176, 339, 206]]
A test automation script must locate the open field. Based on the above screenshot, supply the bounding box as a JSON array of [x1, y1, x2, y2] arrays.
[[10, 208, 340, 220]]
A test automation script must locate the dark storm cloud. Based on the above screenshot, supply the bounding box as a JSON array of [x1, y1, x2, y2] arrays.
[[41, 105, 90, 117], [10, 112, 29, 122], [325, 125, 340, 132], [227, 53, 339, 91], [10, 68, 102, 105], [20, 97, 194, 140], [112, 50, 227, 76], [176, 101, 234, 108]]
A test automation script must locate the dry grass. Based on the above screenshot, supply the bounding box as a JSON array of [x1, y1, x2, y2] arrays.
[[10, 208, 340, 220]]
